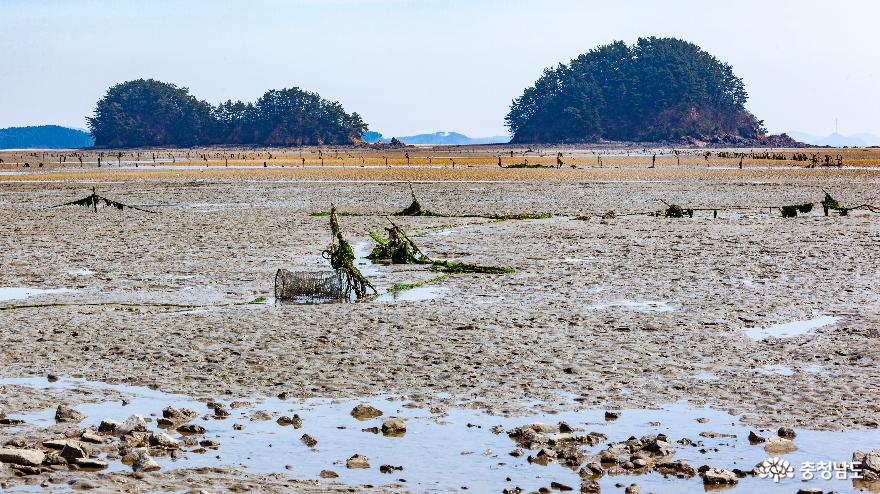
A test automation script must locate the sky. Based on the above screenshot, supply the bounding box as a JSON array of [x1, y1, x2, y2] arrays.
[[1, 0, 878, 137]]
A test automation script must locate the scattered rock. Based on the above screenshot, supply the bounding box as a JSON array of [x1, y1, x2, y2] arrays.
[[148, 432, 180, 449], [80, 431, 103, 444], [747, 431, 765, 443], [54, 405, 84, 423], [656, 460, 697, 478], [0, 448, 45, 467], [250, 410, 272, 422], [700, 467, 738, 485], [379, 464, 403, 473], [97, 418, 122, 434], [604, 411, 619, 420], [381, 417, 407, 435], [777, 427, 797, 439], [350, 403, 383, 420], [579, 479, 601, 493], [764, 436, 797, 454], [176, 424, 206, 435], [550, 481, 573, 491], [132, 450, 160, 472], [117, 415, 149, 436], [624, 484, 640, 494], [346, 454, 370, 469], [72, 458, 108, 470], [853, 449, 880, 481], [319, 470, 338, 478], [276, 415, 302, 428], [300, 434, 318, 448], [698, 431, 736, 439]]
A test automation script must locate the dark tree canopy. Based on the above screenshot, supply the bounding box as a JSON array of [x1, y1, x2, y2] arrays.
[[88, 79, 368, 147], [506, 37, 765, 143]]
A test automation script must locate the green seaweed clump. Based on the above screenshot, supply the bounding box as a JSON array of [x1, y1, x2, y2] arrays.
[[780, 203, 813, 218], [664, 203, 694, 218], [368, 220, 429, 264], [323, 206, 376, 299], [488, 212, 552, 220], [429, 260, 515, 274]]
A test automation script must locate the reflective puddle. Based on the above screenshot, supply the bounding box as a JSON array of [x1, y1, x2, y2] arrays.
[[0, 287, 73, 303], [0, 376, 877, 493], [743, 315, 840, 340]]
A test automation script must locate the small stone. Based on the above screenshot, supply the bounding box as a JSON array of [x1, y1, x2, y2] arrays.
[[655, 460, 697, 478], [148, 432, 180, 449], [250, 410, 272, 422], [346, 454, 370, 469], [700, 467, 739, 485], [132, 450, 160, 472], [319, 470, 338, 478], [229, 401, 252, 409], [0, 448, 45, 467], [795, 489, 823, 494], [748, 431, 766, 443], [777, 427, 797, 439], [80, 431, 103, 444], [604, 411, 620, 420], [362, 426, 380, 434], [381, 417, 407, 435], [579, 479, 600, 493], [55, 405, 85, 423], [176, 424, 206, 435], [276, 415, 302, 428], [97, 418, 122, 434], [764, 436, 797, 454], [300, 434, 318, 447], [550, 481, 573, 491], [73, 458, 108, 470], [350, 404, 383, 420], [117, 415, 149, 436], [624, 484, 641, 494], [379, 464, 403, 473]]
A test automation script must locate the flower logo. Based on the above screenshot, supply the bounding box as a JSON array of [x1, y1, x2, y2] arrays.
[[756, 456, 795, 482]]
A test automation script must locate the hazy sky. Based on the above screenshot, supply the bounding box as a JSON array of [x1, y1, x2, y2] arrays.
[[1, 0, 878, 137]]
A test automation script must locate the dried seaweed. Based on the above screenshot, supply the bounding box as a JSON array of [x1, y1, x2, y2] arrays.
[[49, 187, 155, 213], [780, 203, 814, 218], [662, 201, 694, 218], [322, 206, 376, 299]]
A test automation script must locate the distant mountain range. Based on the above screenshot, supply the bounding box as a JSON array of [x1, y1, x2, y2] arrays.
[[0, 125, 94, 149], [363, 131, 509, 145], [787, 131, 880, 147]]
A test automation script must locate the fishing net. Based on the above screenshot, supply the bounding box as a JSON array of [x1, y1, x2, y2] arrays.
[[274, 269, 344, 302]]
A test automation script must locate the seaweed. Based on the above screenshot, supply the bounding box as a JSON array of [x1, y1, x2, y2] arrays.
[[780, 203, 814, 218], [310, 211, 365, 217], [322, 206, 376, 299], [368, 218, 515, 275], [487, 212, 552, 221], [49, 187, 155, 213], [662, 201, 694, 218], [388, 274, 448, 293], [395, 183, 446, 217]]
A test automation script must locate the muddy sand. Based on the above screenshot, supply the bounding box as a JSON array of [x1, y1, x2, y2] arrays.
[[1, 150, 879, 493]]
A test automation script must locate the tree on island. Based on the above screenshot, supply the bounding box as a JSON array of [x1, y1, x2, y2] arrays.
[[505, 37, 766, 143], [87, 79, 368, 148]]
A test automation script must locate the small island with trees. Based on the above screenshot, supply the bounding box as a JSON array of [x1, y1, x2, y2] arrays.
[[506, 37, 797, 146], [87, 79, 368, 148]]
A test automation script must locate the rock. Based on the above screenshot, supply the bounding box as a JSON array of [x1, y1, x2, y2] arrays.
[[176, 424, 206, 434], [132, 450, 160, 472], [777, 427, 797, 439], [276, 415, 302, 428], [68, 479, 97, 490], [350, 403, 383, 420], [579, 479, 601, 493], [795, 489, 823, 494], [300, 434, 318, 447], [97, 418, 122, 434], [55, 405, 85, 423], [346, 454, 370, 469], [525, 423, 558, 434], [59, 442, 87, 461], [250, 410, 272, 422], [698, 431, 736, 439], [550, 481, 573, 491], [0, 448, 45, 467], [207, 402, 230, 418], [3, 439, 26, 448], [362, 426, 379, 434], [117, 415, 149, 436], [764, 436, 797, 454], [381, 417, 407, 435], [624, 484, 640, 494], [72, 458, 108, 470], [579, 462, 603, 478], [853, 449, 880, 481], [162, 406, 198, 423], [700, 467, 738, 485], [379, 464, 403, 473], [558, 422, 573, 433], [229, 401, 252, 409], [80, 431, 103, 444], [747, 431, 766, 443], [656, 460, 697, 478], [319, 469, 338, 478], [604, 411, 620, 420], [148, 432, 180, 449]]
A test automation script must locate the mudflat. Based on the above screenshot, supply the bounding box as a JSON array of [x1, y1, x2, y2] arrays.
[[1, 146, 879, 493]]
